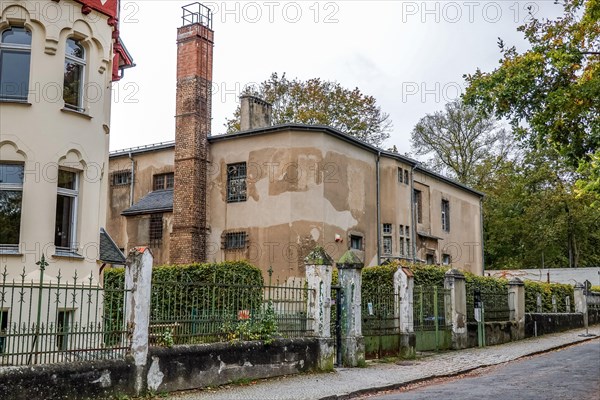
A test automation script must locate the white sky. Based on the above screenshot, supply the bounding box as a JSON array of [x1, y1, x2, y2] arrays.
[[109, 0, 563, 154]]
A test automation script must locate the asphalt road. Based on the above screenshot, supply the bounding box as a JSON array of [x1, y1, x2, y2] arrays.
[[366, 339, 600, 400]]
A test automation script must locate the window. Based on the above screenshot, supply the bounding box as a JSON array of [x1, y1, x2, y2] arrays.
[[398, 168, 403, 183], [224, 232, 247, 250], [426, 254, 435, 265], [54, 170, 78, 250], [404, 170, 409, 185], [111, 171, 131, 186], [406, 238, 411, 257], [0, 164, 24, 248], [153, 173, 174, 191], [63, 38, 85, 111], [414, 189, 422, 223], [56, 310, 74, 350], [350, 235, 363, 251], [227, 163, 247, 203], [0, 310, 8, 353], [399, 224, 410, 257], [382, 236, 392, 255], [0, 27, 31, 101], [442, 254, 451, 265], [382, 223, 392, 234], [149, 214, 163, 245], [441, 199, 450, 232]]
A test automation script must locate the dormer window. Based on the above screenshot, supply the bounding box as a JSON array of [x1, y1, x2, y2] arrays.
[[63, 38, 85, 111]]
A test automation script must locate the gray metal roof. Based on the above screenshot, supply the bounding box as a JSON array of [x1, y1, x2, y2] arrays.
[[99, 228, 126, 265], [109, 141, 175, 158], [121, 189, 173, 216]]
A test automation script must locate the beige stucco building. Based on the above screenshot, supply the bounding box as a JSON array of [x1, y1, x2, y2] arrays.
[[107, 6, 483, 278], [1, 0, 133, 280], [109, 120, 484, 277]]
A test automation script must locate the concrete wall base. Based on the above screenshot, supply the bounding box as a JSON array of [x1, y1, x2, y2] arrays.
[[342, 336, 365, 367], [399, 333, 416, 359]]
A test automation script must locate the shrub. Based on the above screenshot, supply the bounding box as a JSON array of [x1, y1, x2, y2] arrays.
[[523, 281, 574, 313]]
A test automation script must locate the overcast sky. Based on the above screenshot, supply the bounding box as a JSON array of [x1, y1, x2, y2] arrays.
[[109, 0, 563, 154]]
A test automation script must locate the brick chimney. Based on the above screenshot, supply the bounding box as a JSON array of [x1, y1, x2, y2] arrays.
[[240, 95, 273, 131], [170, 3, 213, 264]]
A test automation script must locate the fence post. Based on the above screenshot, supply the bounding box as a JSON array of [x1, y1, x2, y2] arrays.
[[125, 247, 153, 396], [304, 246, 335, 370], [574, 283, 588, 333], [444, 269, 467, 350], [336, 250, 365, 367], [508, 278, 525, 340], [394, 267, 415, 358]]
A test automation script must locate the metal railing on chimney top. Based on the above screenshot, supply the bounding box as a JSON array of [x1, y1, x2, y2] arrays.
[[182, 2, 213, 29]]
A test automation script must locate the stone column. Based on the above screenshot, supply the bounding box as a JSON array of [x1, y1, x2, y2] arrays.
[[508, 278, 525, 340], [125, 247, 154, 396], [444, 269, 467, 349], [336, 251, 365, 367], [394, 266, 415, 358], [305, 247, 335, 370], [574, 283, 588, 331]]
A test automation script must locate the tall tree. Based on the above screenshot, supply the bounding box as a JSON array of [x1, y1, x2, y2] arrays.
[[225, 73, 393, 147], [410, 100, 514, 186], [463, 0, 600, 194]]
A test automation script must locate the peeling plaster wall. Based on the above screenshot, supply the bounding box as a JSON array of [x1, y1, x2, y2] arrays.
[[107, 148, 174, 264]]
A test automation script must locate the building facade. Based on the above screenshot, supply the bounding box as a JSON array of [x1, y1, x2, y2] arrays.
[[0, 0, 133, 357], [107, 5, 484, 278]]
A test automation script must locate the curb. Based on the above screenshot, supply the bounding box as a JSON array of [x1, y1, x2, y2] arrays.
[[319, 334, 599, 400]]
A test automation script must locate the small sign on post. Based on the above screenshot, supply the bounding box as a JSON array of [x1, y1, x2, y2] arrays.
[[474, 289, 485, 347]]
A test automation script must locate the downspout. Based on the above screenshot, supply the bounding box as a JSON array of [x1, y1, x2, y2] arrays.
[[480, 197, 485, 276], [410, 166, 416, 262], [376, 151, 381, 265], [128, 152, 135, 206]]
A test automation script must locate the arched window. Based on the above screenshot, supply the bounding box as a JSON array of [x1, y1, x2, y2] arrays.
[[0, 27, 32, 101], [63, 38, 85, 111]]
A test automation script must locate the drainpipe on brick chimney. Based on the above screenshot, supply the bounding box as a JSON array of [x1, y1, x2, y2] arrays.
[[128, 152, 135, 206]]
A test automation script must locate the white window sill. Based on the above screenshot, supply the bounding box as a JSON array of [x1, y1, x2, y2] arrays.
[[61, 107, 92, 119], [0, 98, 32, 106], [0, 247, 21, 256]]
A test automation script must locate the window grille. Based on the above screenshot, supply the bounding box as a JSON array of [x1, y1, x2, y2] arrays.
[[149, 214, 163, 245], [227, 163, 247, 203], [383, 236, 392, 255], [224, 232, 247, 250], [111, 171, 131, 186]]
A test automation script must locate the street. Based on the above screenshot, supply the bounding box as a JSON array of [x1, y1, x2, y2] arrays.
[[364, 340, 600, 400]]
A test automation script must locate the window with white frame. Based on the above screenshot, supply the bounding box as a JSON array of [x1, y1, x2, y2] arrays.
[[54, 170, 78, 250], [63, 38, 85, 111], [0, 27, 31, 101], [0, 164, 24, 249], [399, 224, 410, 257]]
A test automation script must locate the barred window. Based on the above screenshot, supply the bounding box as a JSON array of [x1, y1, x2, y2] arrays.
[[227, 163, 247, 203], [153, 173, 174, 191], [111, 171, 131, 186], [414, 189, 422, 223], [149, 214, 163, 245], [224, 231, 247, 250]]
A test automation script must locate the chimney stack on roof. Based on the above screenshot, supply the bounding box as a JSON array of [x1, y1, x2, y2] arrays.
[[240, 95, 273, 131]]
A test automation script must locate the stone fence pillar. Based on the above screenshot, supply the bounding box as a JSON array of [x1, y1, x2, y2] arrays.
[[305, 247, 335, 370], [574, 283, 588, 331], [508, 278, 525, 340], [337, 251, 365, 367], [444, 269, 467, 349], [125, 247, 153, 396], [394, 267, 415, 358]]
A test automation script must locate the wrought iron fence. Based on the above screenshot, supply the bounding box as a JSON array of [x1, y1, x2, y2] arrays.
[[413, 285, 450, 331], [148, 275, 314, 345], [362, 287, 400, 336], [0, 258, 130, 366], [467, 288, 510, 322]]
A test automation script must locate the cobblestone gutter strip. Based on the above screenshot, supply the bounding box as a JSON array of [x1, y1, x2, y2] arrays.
[[322, 331, 600, 400]]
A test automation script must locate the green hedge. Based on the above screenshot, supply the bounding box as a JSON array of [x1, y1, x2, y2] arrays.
[[523, 281, 574, 313], [103, 261, 265, 336]]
